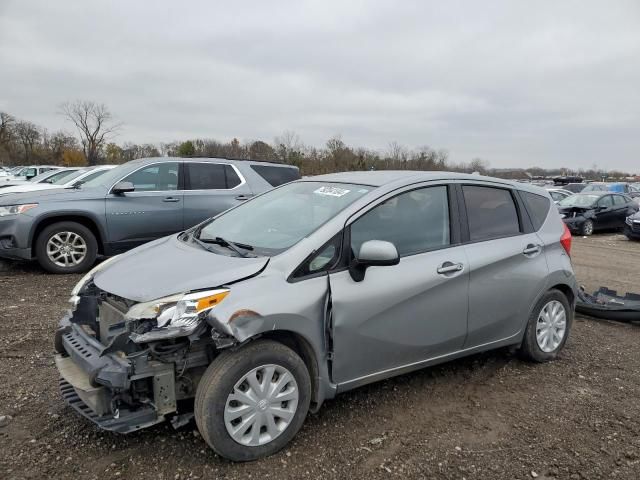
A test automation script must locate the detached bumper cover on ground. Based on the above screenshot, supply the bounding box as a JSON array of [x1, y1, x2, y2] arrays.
[[576, 286, 640, 322]]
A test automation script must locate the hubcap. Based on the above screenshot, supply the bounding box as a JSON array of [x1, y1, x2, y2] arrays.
[[536, 300, 567, 353], [584, 221, 593, 235], [224, 364, 299, 447], [46, 231, 87, 267]]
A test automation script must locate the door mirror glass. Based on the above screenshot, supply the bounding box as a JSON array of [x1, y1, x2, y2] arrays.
[[112, 181, 135, 194]]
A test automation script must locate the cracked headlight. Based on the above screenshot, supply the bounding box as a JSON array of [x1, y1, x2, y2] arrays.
[[129, 289, 230, 343], [0, 203, 38, 217]]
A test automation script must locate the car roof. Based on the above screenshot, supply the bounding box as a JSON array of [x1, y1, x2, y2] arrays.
[[130, 157, 293, 168], [303, 170, 526, 188]]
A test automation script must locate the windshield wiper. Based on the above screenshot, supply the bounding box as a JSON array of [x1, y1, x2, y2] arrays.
[[194, 236, 254, 258]]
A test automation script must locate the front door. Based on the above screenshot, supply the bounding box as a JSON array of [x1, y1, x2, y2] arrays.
[[594, 194, 615, 228], [105, 161, 183, 251], [329, 184, 469, 387]]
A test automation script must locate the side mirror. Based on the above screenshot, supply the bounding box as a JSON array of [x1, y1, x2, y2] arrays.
[[112, 181, 135, 195], [349, 240, 399, 282]]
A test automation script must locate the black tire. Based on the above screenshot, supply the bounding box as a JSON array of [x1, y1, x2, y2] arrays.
[[580, 219, 594, 236], [35, 221, 98, 274], [195, 340, 311, 462], [519, 289, 573, 362]]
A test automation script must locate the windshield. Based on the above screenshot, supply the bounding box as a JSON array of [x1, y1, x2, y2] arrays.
[[195, 181, 373, 255], [82, 163, 133, 188], [559, 194, 600, 207], [40, 169, 80, 184], [582, 184, 608, 192], [51, 169, 87, 185]]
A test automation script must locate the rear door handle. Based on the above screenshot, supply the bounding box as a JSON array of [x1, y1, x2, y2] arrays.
[[437, 262, 464, 275], [163, 197, 180, 203], [523, 244, 542, 255], [235, 194, 252, 201]]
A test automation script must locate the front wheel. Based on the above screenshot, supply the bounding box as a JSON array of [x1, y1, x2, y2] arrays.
[[519, 289, 572, 362], [580, 219, 594, 236], [195, 340, 311, 461], [35, 221, 98, 274]]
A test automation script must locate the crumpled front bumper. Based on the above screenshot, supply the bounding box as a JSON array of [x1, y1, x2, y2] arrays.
[[55, 311, 174, 433]]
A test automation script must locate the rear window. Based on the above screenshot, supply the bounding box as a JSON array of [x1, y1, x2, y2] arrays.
[[463, 186, 521, 241], [250, 165, 300, 187], [521, 191, 551, 230]]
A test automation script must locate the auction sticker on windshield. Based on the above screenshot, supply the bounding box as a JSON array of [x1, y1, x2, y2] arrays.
[[314, 186, 351, 197]]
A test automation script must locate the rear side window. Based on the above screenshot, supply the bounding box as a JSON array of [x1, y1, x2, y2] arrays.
[[186, 163, 242, 190], [613, 195, 626, 205], [250, 165, 300, 187], [463, 186, 520, 241], [521, 191, 551, 231]]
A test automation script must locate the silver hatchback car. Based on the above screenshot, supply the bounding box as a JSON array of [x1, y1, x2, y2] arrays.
[[55, 171, 576, 461]]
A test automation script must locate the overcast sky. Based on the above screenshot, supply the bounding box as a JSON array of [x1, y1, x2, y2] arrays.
[[1, 1, 639, 170]]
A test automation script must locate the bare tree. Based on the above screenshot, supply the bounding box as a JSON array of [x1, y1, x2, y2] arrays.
[[60, 101, 121, 165], [14, 121, 41, 162], [0, 112, 15, 147]]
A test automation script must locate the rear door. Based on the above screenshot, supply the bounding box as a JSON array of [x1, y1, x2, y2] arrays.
[[182, 161, 253, 228], [328, 183, 469, 387], [612, 195, 630, 226], [105, 161, 183, 251], [460, 184, 549, 348]]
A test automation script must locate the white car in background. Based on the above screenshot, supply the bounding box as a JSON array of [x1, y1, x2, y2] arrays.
[[0, 165, 61, 183], [0, 167, 82, 188], [0, 165, 116, 196]]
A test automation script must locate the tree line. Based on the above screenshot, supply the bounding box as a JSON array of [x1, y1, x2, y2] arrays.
[[0, 101, 633, 180]]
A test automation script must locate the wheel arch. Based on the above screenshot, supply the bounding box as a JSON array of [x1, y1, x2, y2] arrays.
[[246, 330, 324, 411], [30, 214, 106, 256]]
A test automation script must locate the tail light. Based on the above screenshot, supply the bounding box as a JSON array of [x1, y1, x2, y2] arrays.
[[560, 223, 572, 256]]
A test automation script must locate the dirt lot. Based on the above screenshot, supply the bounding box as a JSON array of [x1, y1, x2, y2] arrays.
[[1, 233, 640, 479]]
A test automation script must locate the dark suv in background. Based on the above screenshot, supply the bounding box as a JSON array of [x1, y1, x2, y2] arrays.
[[0, 157, 299, 273]]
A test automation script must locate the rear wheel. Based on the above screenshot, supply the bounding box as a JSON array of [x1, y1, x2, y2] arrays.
[[35, 221, 98, 274], [195, 340, 311, 461], [580, 219, 594, 236], [519, 289, 572, 362]]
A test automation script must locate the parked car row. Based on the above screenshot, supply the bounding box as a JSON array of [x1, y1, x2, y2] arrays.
[[0, 157, 300, 273], [0, 165, 61, 183], [54, 171, 576, 461]]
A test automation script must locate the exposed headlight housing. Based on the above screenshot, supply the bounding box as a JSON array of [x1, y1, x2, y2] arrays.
[[0, 203, 38, 217], [70, 255, 120, 302], [129, 289, 230, 343]]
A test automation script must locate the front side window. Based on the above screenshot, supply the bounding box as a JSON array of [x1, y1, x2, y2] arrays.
[[598, 195, 613, 208], [121, 163, 179, 192], [463, 186, 520, 241], [350, 186, 450, 258], [196, 181, 372, 255]]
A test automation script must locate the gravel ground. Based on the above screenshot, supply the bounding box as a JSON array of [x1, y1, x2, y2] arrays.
[[1, 233, 640, 479]]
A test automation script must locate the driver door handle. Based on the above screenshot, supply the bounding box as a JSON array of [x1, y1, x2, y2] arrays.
[[523, 244, 542, 255], [235, 194, 252, 201], [162, 197, 180, 203], [437, 262, 464, 275]]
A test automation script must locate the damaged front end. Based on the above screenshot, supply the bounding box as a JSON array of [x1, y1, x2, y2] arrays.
[[54, 270, 240, 433], [559, 207, 594, 233]]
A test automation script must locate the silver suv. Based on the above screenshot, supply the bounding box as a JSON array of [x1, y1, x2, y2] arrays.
[[55, 171, 576, 461]]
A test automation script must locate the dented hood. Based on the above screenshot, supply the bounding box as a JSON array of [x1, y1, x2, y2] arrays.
[[93, 235, 269, 302]]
